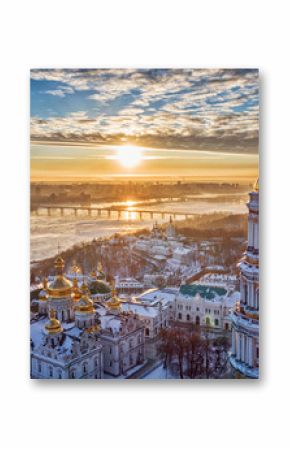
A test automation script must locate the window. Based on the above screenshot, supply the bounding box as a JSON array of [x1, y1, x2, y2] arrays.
[[38, 361, 41, 373], [196, 316, 200, 325], [186, 314, 190, 321], [83, 363, 88, 374], [178, 313, 182, 320], [49, 366, 53, 377], [71, 370, 76, 379], [214, 319, 219, 326], [145, 328, 150, 336], [206, 317, 210, 326], [94, 358, 98, 368], [225, 323, 229, 330], [196, 307, 199, 312], [58, 370, 62, 379]]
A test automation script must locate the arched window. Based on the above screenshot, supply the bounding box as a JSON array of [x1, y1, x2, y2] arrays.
[[58, 370, 62, 379], [49, 366, 53, 377], [70, 370, 76, 379], [225, 323, 229, 330], [178, 313, 182, 320], [186, 314, 190, 321], [83, 363, 88, 374], [145, 328, 150, 336], [38, 360, 42, 373], [94, 357, 98, 368], [214, 319, 219, 326], [196, 316, 200, 326]]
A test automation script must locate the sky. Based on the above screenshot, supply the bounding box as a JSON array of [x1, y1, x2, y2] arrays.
[[30, 68, 259, 181]]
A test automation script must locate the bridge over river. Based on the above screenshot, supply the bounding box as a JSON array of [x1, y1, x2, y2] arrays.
[[33, 204, 197, 221]]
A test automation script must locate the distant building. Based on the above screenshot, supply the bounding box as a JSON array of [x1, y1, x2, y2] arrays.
[[174, 284, 239, 331], [115, 277, 144, 295]]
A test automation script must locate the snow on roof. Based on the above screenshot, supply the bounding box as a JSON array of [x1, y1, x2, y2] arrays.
[[135, 288, 177, 305], [31, 318, 76, 356], [30, 318, 46, 346], [173, 247, 192, 255], [100, 315, 121, 333], [121, 302, 159, 318]]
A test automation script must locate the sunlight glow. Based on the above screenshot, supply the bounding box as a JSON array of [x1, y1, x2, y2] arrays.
[[116, 145, 143, 168]]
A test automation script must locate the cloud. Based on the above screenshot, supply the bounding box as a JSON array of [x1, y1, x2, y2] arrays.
[[31, 68, 259, 153]]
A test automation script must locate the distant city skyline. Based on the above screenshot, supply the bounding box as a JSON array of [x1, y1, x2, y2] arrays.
[[30, 69, 259, 180]]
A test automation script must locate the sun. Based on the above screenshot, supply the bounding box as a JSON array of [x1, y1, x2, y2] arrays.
[[116, 145, 143, 169]]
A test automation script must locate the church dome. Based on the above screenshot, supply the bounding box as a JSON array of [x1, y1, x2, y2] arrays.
[[106, 282, 121, 311], [47, 276, 73, 298], [45, 310, 63, 334], [75, 283, 94, 313], [72, 277, 81, 301], [89, 279, 111, 295], [47, 254, 73, 298]]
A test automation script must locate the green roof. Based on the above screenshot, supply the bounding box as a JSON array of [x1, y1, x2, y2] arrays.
[[89, 280, 111, 294], [180, 284, 227, 299]]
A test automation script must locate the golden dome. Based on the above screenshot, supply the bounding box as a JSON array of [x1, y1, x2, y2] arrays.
[[107, 296, 121, 310], [254, 178, 259, 192], [47, 275, 73, 298], [54, 255, 65, 271], [72, 278, 81, 301], [75, 282, 94, 313], [47, 253, 73, 298], [107, 281, 121, 310], [45, 310, 63, 334]]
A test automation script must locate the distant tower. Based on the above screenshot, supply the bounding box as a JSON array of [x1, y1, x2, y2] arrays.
[[46, 254, 74, 322], [75, 281, 95, 329], [230, 179, 259, 378], [166, 215, 176, 239]]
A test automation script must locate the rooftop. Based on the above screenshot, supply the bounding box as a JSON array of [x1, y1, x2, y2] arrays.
[[180, 284, 227, 300]]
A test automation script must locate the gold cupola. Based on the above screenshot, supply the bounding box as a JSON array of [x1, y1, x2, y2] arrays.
[[75, 281, 94, 313], [45, 309, 63, 334], [107, 280, 121, 311], [47, 254, 73, 298], [72, 277, 81, 302]]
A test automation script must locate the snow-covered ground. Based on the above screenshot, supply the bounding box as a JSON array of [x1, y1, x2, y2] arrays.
[[142, 363, 179, 379]]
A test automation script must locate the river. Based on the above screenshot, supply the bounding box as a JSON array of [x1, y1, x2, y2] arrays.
[[31, 194, 248, 262]]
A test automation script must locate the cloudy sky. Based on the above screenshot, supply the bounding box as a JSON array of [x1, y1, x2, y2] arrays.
[[30, 68, 259, 180]]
